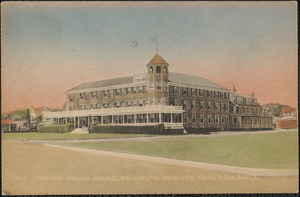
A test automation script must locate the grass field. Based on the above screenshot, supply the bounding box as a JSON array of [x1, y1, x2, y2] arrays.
[[74, 131, 298, 170], [2, 132, 156, 140]]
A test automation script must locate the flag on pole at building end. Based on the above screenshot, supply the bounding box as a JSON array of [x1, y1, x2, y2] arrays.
[[150, 36, 158, 42]]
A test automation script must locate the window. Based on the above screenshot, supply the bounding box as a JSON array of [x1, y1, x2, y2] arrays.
[[173, 86, 178, 94], [208, 115, 212, 124], [114, 102, 121, 108], [103, 90, 109, 97], [91, 104, 97, 109], [149, 66, 153, 74], [164, 97, 169, 105], [221, 115, 225, 124], [214, 91, 218, 98], [199, 89, 203, 96], [156, 66, 161, 73], [207, 102, 211, 111], [115, 89, 121, 96], [174, 98, 178, 105], [183, 87, 188, 95], [132, 87, 137, 94], [69, 96, 74, 102], [233, 117, 237, 124], [132, 100, 137, 107], [192, 115, 196, 124], [156, 83, 162, 91], [164, 83, 168, 92], [192, 101, 196, 109], [80, 105, 85, 110], [184, 114, 188, 124], [92, 91, 97, 98], [142, 86, 146, 93], [126, 101, 132, 107], [215, 115, 219, 124], [156, 98, 161, 105], [163, 66, 168, 74], [149, 83, 154, 90], [200, 115, 204, 124], [80, 93, 86, 99], [183, 100, 188, 109], [200, 101, 204, 110], [207, 90, 211, 97], [191, 88, 195, 95], [195, 88, 198, 96], [103, 103, 109, 108], [224, 103, 228, 111], [215, 102, 219, 111]]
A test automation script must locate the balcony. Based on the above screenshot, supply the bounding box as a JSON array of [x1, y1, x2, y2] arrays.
[[44, 105, 183, 118]]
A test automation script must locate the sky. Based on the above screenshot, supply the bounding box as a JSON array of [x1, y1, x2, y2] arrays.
[[1, 1, 297, 113]]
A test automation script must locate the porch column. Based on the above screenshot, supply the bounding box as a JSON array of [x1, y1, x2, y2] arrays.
[[159, 113, 162, 123], [101, 116, 103, 124], [147, 113, 149, 123], [171, 113, 173, 123], [77, 117, 80, 128]]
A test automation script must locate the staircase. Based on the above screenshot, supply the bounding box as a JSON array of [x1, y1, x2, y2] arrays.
[[71, 127, 89, 134]]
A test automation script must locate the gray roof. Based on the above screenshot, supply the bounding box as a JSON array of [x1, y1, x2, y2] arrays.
[[68, 76, 133, 92], [169, 72, 229, 91], [68, 72, 228, 92], [234, 92, 254, 98]]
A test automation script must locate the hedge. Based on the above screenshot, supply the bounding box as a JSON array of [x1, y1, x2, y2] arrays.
[[3, 130, 38, 133], [90, 124, 165, 134], [38, 123, 75, 133]]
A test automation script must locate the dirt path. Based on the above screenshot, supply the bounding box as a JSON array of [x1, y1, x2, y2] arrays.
[[2, 141, 298, 195], [44, 143, 298, 177]]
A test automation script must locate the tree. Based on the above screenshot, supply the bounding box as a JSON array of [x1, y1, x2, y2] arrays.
[[262, 103, 291, 117], [26, 108, 31, 128]]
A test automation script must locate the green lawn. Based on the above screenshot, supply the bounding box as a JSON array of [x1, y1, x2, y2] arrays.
[[74, 131, 298, 170], [2, 132, 157, 140]]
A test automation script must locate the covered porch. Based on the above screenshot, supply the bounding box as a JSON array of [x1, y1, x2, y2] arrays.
[[43, 105, 184, 130]]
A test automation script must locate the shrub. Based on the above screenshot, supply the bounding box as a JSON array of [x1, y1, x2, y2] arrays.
[[39, 123, 75, 133], [90, 124, 165, 134]]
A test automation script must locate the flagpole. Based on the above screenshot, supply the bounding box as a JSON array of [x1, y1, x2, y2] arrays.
[[156, 36, 158, 54]]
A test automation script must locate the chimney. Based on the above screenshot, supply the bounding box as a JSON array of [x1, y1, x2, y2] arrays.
[[251, 92, 255, 97], [233, 84, 236, 93]]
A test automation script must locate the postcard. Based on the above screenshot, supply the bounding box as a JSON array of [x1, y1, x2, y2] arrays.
[[1, 1, 298, 195]]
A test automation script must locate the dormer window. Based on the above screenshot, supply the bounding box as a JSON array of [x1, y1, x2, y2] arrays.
[[156, 66, 161, 73], [80, 93, 86, 99], [91, 91, 97, 98], [69, 96, 74, 102]]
